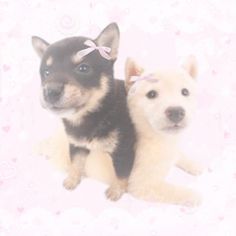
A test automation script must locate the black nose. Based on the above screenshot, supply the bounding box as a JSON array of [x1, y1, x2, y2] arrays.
[[165, 107, 185, 123], [44, 83, 64, 104]]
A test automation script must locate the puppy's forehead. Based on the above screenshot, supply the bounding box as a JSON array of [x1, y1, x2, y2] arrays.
[[42, 36, 90, 64], [154, 69, 192, 81], [129, 80, 156, 95], [131, 69, 195, 95]]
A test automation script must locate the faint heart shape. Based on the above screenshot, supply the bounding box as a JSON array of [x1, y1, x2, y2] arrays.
[[3, 64, 10, 72], [17, 207, 25, 213], [2, 125, 10, 133]]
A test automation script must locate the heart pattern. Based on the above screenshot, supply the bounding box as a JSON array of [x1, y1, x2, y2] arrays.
[[2, 125, 11, 133], [1, 0, 236, 235]]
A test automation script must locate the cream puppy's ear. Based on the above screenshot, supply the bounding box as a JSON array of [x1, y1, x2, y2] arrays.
[[182, 55, 198, 79], [125, 58, 144, 91]]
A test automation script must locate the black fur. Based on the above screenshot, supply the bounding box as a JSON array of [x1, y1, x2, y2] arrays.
[[62, 79, 115, 140], [40, 37, 114, 90], [70, 144, 90, 159], [33, 23, 136, 181], [63, 79, 136, 178]]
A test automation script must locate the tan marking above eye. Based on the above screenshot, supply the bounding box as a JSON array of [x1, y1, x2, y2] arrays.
[[71, 54, 83, 64], [46, 56, 53, 66]]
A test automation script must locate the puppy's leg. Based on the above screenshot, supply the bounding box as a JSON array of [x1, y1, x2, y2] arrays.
[[105, 145, 135, 201], [128, 159, 201, 206], [176, 154, 203, 176], [63, 144, 89, 190], [129, 179, 201, 206], [152, 181, 202, 206], [105, 178, 128, 201]]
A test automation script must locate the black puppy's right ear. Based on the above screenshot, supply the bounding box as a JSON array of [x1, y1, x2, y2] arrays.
[[31, 36, 50, 58], [95, 23, 120, 60], [125, 58, 144, 91]]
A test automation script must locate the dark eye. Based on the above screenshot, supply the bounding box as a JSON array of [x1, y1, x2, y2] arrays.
[[43, 69, 50, 77], [182, 88, 190, 96], [146, 90, 158, 99], [76, 64, 90, 73]]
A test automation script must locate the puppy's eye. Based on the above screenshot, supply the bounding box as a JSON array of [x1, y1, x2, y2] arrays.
[[146, 90, 158, 99], [182, 88, 190, 96], [76, 64, 90, 73], [43, 69, 50, 77]]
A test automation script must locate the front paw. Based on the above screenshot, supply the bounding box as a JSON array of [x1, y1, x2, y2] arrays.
[[63, 176, 81, 190], [105, 186, 125, 201], [105, 179, 127, 201], [188, 162, 204, 176], [183, 191, 202, 207]]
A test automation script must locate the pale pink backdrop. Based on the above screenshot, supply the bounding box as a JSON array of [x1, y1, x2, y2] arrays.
[[1, 0, 236, 235]]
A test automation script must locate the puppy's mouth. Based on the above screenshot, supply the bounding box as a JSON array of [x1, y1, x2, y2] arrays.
[[42, 102, 85, 116], [162, 123, 185, 132]]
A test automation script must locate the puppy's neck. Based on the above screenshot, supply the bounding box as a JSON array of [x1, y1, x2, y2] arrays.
[[63, 76, 114, 126]]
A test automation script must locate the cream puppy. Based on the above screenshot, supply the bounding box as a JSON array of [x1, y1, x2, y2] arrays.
[[125, 56, 203, 206]]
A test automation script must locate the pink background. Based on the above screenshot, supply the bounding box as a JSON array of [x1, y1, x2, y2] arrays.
[[1, 0, 236, 235]]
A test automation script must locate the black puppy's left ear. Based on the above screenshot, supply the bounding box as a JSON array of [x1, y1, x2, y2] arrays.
[[32, 36, 50, 58], [182, 55, 198, 79], [95, 23, 120, 60]]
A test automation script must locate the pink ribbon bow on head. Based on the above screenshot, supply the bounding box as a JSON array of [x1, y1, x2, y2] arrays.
[[76, 40, 112, 60], [130, 74, 158, 83]]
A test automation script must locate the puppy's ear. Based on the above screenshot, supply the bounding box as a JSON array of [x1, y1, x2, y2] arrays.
[[95, 23, 120, 60], [32, 36, 50, 58], [125, 58, 144, 91], [182, 55, 198, 79]]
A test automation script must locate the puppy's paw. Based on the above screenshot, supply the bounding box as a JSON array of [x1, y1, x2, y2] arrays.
[[105, 179, 127, 201], [188, 163, 204, 176], [183, 191, 202, 207], [105, 186, 125, 201], [63, 176, 81, 190], [178, 159, 204, 176]]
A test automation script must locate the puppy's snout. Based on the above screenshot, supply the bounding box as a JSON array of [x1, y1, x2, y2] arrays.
[[165, 107, 185, 123], [44, 83, 64, 104]]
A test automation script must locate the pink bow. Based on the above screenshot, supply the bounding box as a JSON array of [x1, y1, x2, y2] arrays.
[[130, 74, 158, 83], [76, 40, 112, 60]]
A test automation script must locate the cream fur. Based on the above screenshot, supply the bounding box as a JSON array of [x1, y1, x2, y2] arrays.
[[36, 122, 116, 185], [126, 57, 203, 206], [35, 124, 70, 171], [36, 56, 203, 206]]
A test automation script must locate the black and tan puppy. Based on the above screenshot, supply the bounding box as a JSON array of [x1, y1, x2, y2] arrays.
[[32, 23, 136, 200]]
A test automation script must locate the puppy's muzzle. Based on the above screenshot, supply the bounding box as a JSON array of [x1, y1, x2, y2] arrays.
[[165, 107, 185, 124], [43, 83, 64, 104]]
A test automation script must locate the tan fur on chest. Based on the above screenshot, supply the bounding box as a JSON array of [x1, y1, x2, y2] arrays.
[[67, 130, 118, 184], [68, 130, 118, 154]]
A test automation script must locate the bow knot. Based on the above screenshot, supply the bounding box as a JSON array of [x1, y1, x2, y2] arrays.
[[76, 40, 111, 60], [130, 74, 158, 83]]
